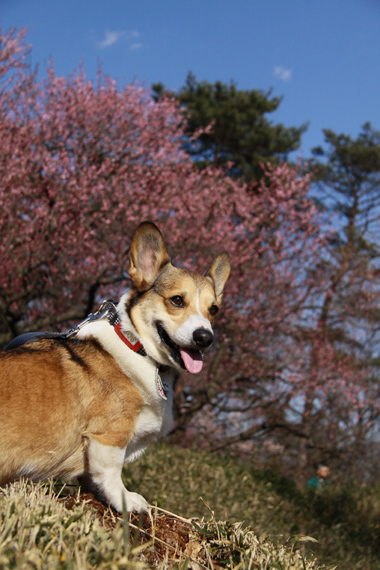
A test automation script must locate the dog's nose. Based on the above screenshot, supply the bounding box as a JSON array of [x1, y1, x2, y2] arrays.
[[193, 328, 214, 348]]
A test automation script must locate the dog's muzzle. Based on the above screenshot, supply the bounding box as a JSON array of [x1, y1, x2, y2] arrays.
[[156, 322, 213, 374]]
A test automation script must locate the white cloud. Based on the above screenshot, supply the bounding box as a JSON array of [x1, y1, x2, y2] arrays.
[[274, 66, 292, 81], [97, 29, 142, 50], [97, 29, 125, 48]]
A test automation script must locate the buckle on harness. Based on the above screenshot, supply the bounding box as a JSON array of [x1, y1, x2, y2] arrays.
[[65, 300, 119, 338]]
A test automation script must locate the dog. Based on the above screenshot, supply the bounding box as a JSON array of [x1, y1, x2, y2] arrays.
[[0, 221, 230, 512]]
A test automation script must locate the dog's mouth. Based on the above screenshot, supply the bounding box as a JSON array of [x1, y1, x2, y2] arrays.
[[156, 322, 203, 374]]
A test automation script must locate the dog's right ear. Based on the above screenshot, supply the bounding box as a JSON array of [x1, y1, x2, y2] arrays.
[[129, 221, 170, 291]]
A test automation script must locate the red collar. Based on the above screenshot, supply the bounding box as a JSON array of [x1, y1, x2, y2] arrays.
[[114, 322, 146, 355]]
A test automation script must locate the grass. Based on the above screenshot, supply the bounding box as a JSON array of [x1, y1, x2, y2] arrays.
[[0, 479, 148, 569], [0, 478, 326, 570], [124, 443, 380, 569], [1, 443, 379, 569]]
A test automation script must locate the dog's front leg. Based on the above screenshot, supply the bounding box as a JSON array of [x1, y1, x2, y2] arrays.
[[86, 436, 148, 513]]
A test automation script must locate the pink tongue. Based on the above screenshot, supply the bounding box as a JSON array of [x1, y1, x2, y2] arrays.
[[180, 348, 203, 374]]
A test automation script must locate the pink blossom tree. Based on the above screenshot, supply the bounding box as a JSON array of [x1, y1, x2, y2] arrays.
[[1, 26, 379, 479]]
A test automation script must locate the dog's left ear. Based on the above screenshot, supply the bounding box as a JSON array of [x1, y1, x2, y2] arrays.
[[129, 221, 170, 291], [206, 251, 231, 301]]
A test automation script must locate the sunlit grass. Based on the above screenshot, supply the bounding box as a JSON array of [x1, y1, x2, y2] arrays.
[[1, 444, 379, 569], [0, 480, 149, 569]]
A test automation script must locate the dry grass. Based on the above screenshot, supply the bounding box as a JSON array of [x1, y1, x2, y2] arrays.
[[0, 478, 329, 570], [0, 480, 148, 569]]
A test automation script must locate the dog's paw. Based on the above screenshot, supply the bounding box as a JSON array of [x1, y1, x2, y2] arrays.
[[123, 491, 149, 513]]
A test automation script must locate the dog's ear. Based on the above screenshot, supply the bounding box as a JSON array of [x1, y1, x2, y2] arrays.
[[129, 221, 170, 291], [206, 251, 231, 301]]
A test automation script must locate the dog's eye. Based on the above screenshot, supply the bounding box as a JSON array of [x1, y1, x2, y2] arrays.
[[209, 304, 219, 316], [170, 295, 184, 307]]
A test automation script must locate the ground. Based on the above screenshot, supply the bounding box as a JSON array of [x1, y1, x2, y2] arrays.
[[60, 491, 210, 568]]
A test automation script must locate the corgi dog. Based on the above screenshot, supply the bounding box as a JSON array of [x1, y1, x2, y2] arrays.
[[0, 221, 230, 513]]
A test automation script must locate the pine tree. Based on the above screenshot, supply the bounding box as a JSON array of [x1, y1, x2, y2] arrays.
[[153, 72, 307, 180]]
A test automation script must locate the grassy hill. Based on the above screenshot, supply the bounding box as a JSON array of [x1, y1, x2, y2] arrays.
[[125, 444, 380, 569], [0, 443, 379, 569]]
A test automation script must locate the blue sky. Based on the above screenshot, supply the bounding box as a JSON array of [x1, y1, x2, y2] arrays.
[[1, 0, 379, 158]]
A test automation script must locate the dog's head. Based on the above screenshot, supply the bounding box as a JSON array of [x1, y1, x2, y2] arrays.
[[126, 221, 230, 373]]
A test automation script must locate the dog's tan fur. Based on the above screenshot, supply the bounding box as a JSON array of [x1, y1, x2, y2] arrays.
[[0, 339, 144, 484], [0, 221, 230, 512]]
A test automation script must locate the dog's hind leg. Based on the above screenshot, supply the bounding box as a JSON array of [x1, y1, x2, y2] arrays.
[[85, 435, 148, 513]]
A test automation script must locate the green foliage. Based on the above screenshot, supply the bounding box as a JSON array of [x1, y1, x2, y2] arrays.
[[153, 72, 307, 180], [312, 122, 380, 249]]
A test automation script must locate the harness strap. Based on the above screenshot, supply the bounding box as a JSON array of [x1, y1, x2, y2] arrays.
[[5, 331, 66, 350], [5, 299, 147, 357]]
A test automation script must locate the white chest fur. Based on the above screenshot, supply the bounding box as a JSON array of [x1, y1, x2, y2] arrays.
[[124, 367, 175, 463], [77, 320, 175, 461]]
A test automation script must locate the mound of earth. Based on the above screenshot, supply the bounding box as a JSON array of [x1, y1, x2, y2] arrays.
[[61, 492, 207, 568]]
